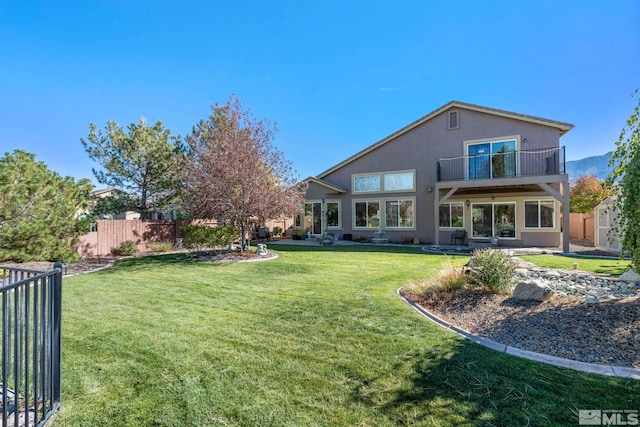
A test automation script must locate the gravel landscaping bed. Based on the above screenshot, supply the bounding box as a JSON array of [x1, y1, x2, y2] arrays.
[[1, 258, 116, 276], [406, 289, 640, 368]]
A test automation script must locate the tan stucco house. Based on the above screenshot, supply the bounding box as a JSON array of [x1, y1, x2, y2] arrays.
[[297, 101, 574, 252]]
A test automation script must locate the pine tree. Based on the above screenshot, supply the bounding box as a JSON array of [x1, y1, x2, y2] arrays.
[[0, 150, 93, 262]]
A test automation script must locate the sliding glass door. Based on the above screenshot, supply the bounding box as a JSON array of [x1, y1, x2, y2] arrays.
[[467, 139, 517, 179], [471, 203, 516, 238], [304, 202, 322, 234]]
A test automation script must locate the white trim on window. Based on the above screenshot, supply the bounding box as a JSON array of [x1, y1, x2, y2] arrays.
[[524, 199, 555, 229], [353, 199, 381, 229], [470, 202, 517, 240], [325, 199, 342, 229], [352, 197, 416, 230], [463, 135, 521, 180], [384, 198, 415, 229], [352, 170, 416, 194], [438, 202, 465, 229]]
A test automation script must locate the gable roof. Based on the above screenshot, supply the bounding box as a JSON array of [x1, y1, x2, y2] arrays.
[[317, 100, 574, 179], [303, 176, 347, 194]]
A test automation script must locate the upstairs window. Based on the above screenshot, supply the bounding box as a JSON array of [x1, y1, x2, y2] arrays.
[[353, 170, 415, 194]]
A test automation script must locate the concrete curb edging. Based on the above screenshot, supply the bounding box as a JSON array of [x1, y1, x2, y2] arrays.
[[397, 288, 640, 380]]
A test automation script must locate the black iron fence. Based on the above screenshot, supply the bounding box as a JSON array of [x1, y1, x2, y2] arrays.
[[0, 264, 62, 427], [437, 146, 565, 182]]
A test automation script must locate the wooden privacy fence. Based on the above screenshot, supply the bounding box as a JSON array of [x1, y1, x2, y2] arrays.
[[75, 219, 216, 257], [75, 218, 293, 257], [569, 212, 594, 242]]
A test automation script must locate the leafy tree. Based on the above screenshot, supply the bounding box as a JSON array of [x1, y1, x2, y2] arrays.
[[608, 89, 640, 269], [81, 118, 186, 218], [0, 149, 93, 262], [183, 95, 307, 250], [570, 175, 611, 213]]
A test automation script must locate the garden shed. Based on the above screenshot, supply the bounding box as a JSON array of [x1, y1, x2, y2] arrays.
[[594, 197, 622, 253]]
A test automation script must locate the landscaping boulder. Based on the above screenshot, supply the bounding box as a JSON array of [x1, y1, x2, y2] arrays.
[[584, 296, 599, 304], [512, 280, 554, 302], [619, 269, 640, 283]]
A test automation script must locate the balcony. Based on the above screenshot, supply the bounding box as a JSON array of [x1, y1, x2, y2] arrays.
[[437, 146, 565, 182]]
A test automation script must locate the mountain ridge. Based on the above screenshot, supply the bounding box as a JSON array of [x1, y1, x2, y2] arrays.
[[565, 152, 612, 183]]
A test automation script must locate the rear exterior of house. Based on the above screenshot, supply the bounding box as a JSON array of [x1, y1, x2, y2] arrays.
[[297, 101, 573, 252]]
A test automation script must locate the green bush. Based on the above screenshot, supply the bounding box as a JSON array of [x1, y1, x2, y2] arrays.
[[147, 241, 174, 252], [468, 248, 516, 294], [179, 225, 239, 252], [113, 241, 138, 256]]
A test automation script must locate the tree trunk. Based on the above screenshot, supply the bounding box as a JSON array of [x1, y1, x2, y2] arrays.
[[240, 222, 247, 251]]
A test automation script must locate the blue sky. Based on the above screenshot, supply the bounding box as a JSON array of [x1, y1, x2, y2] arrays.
[[1, 1, 638, 187]]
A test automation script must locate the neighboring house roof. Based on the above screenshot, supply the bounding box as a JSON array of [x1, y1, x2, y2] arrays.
[[317, 100, 574, 179], [91, 187, 119, 197], [303, 177, 348, 194]]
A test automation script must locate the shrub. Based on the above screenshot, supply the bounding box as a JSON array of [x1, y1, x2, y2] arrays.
[[113, 241, 138, 256], [468, 248, 516, 294], [179, 225, 239, 252], [147, 241, 174, 252]]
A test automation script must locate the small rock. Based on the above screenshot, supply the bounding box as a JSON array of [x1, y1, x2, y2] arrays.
[[512, 280, 554, 302], [584, 296, 599, 304]]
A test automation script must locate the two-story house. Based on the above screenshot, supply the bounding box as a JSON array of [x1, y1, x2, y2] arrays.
[[297, 101, 573, 252]]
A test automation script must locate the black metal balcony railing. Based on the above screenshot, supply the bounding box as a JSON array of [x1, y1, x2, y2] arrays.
[[0, 264, 62, 427], [436, 146, 565, 182]]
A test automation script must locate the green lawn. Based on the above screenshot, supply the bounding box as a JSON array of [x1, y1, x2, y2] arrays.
[[519, 254, 631, 277], [55, 245, 639, 426]]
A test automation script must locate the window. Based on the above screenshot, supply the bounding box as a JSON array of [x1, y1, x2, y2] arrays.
[[385, 199, 414, 228], [448, 110, 459, 129], [466, 138, 517, 179], [354, 174, 380, 193], [383, 172, 414, 191], [525, 200, 555, 228], [439, 202, 464, 228], [326, 201, 341, 228], [353, 170, 415, 194], [471, 202, 516, 238], [354, 201, 380, 228]]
